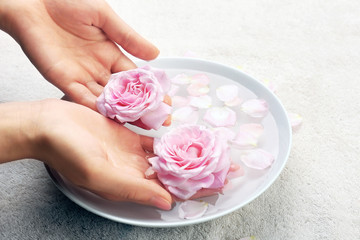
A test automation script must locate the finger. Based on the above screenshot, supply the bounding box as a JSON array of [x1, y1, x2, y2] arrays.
[[164, 95, 172, 106], [144, 166, 157, 179], [94, 167, 172, 210], [65, 83, 98, 111], [162, 115, 172, 126], [110, 50, 137, 73], [98, 3, 159, 60], [139, 135, 154, 153], [230, 163, 241, 172]]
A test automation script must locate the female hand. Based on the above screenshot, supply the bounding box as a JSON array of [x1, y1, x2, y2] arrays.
[[0, 0, 159, 110], [0, 99, 172, 210]]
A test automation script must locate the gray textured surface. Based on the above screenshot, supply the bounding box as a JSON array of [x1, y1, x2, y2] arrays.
[[1, 0, 359, 239]]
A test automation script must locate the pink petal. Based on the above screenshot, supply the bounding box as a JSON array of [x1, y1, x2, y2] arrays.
[[187, 83, 210, 96], [139, 102, 172, 130], [189, 95, 212, 109], [241, 99, 269, 118], [171, 74, 191, 85], [172, 96, 189, 108], [203, 107, 236, 127], [172, 106, 199, 124], [140, 65, 171, 92], [225, 97, 242, 107], [288, 112, 303, 130], [213, 127, 236, 142], [232, 123, 264, 149], [216, 84, 239, 102], [190, 74, 210, 85], [227, 163, 245, 179], [167, 84, 180, 97], [241, 149, 274, 170], [178, 200, 209, 219]]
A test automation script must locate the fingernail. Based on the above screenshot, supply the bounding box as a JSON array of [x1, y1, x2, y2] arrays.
[[150, 196, 172, 210]]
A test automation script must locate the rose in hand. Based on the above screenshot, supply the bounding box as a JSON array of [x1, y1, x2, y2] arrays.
[[148, 125, 232, 200], [96, 66, 172, 130]]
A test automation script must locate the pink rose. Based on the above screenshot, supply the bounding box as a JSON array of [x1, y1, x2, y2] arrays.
[[96, 66, 172, 130], [149, 125, 232, 199]]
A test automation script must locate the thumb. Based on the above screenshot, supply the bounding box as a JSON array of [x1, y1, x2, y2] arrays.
[[93, 166, 172, 210], [98, 3, 159, 61], [126, 178, 173, 210]]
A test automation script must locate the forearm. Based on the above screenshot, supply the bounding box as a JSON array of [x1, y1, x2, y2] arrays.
[[0, 101, 39, 163]]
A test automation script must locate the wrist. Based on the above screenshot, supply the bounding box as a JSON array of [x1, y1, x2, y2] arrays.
[[0, 101, 43, 163], [0, 0, 41, 42]]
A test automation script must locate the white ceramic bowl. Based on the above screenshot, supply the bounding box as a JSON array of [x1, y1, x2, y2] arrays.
[[46, 57, 292, 227]]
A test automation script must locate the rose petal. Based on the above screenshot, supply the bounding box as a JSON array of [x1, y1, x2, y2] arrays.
[[172, 106, 199, 124], [150, 125, 232, 199], [232, 123, 264, 149], [172, 96, 190, 108], [226, 164, 245, 180], [139, 102, 172, 130], [241, 99, 269, 118], [189, 95, 212, 109], [288, 112, 303, 130], [213, 127, 236, 142], [241, 149, 274, 169], [178, 200, 209, 220], [171, 73, 191, 85], [225, 97, 242, 107], [203, 107, 236, 127], [190, 74, 210, 85], [167, 84, 180, 97], [216, 84, 239, 102], [187, 83, 210, 96], [96, 66, 172, 130], [140, 65, 171, 92]]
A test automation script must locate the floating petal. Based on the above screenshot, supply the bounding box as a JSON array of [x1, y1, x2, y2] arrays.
[[225, 97, 242, 107], [203, 107, 236, 127], [172, 106, 199, 124], [232, 123, 264, 149], [213, 127, 236, 142], [172, 96, 189, 108], [241, 149, 274, 170], [167, 84, 180, 97], [178, 200, 209, 220], [216, 84, 239, 102], [227, 164, 245, 179], [191, 74, 210, 85], [241, 99, 269, 118], [189, 95, 212, 109], [187, 83, 210, 96], [171, 73, 191, 85]]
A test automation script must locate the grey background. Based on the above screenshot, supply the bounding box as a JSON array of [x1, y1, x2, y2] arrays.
[[1, 0, 359, 239]]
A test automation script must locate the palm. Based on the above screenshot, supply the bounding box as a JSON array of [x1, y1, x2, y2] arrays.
[[12, 0, 159, 110], [37, 99, 170, 207]]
